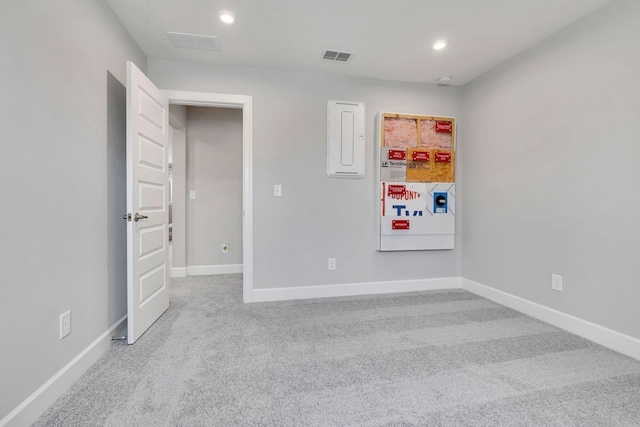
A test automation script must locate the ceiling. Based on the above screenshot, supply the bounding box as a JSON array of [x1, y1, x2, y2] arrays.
[[105, 0, 612, 86]]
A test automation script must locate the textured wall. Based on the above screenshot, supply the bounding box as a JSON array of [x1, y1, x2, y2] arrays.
[[0, 0, 146, 421], [149, 60, 463, 289], [185, 107, 243, 267], [460, 0, 640, 339]]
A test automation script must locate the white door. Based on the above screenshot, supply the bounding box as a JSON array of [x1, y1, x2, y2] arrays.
[[125, 61, 170, 344]]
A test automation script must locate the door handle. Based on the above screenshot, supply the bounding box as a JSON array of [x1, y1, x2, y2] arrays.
[[134, 213, 148, 222]]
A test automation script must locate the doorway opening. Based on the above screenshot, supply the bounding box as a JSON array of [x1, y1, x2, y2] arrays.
[[169, 107, 243, 276], [163, 90, 254, 302]]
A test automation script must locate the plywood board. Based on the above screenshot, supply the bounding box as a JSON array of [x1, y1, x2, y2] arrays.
[[430, 149, 455, 182], [405, 149, 455, 182], [406, 148, 432, 182]]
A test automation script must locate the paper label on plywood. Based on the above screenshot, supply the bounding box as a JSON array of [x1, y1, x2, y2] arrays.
[[380, 147, 407, 182], [435, 152, 452, 162], [392, 220, 411, 230], [435, 121, 453, 133], [388, 149, 406, 160]]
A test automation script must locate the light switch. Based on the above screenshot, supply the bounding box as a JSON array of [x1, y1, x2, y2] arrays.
[[190, 191, 196, 200], [274, 185, 282, 197]]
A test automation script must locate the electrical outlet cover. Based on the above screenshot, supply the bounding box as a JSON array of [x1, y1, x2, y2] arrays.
[[59, 310, 71, 339], [551, 274, 563, 292]]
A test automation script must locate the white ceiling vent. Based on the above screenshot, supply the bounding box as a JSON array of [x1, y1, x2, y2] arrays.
[[322, 50, 353, 63], [167, 32, 221, 51]]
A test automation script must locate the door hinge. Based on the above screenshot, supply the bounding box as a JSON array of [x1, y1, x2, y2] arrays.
[[122, 213, 132, 221]]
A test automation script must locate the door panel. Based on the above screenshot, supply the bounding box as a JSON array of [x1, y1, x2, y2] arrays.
[[139, 225, 166, 258], [126, 61, 170, 344], [139, 137, 165, 170]]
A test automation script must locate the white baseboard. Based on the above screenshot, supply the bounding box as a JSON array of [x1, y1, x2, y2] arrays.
[[186, 264, 243, 276], [171, 267, 187, 278], [1, 315, 127, 427], [461, 278, 640, 361], [247, 277, 462, 303]]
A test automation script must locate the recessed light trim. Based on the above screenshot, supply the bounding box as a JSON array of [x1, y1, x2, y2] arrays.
[[433, 39, 447, 50], [219, 11, 235, 24]]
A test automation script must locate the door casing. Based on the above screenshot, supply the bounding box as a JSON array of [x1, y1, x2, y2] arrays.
[[162, 90, 254, 302]]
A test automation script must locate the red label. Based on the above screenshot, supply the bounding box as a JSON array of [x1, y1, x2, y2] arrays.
[[435, 152, 452, 163], [392, 220, 410, 230], [412, 151, 430, 162], [388, 150, 406, 160], [388, 185, 406, 196], [435, 121, 453, 133]]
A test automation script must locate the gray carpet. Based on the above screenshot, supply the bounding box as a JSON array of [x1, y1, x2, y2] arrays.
[[34, 275, 640, 426]]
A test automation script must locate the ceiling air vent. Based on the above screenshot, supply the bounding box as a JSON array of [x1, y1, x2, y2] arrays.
[[322, 50, 353, 63], [167, 32, 221, 51]]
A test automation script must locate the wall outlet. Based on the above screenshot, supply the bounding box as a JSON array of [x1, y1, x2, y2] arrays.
[[328, 258, 336, 271], [222, 243, 229, 253], [59, 310, 71, 339], [551, 274, 563, 292]]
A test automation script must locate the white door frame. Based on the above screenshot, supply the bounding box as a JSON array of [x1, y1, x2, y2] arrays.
[[163, 90, 253, 302]]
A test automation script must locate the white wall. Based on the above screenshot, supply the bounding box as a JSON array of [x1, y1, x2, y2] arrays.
[[169, 105, 187, 274], [0, 0, 146, 423], [186, 107, 243, 268], [149, 61, 463, 289], [460, 0, 640, 339]]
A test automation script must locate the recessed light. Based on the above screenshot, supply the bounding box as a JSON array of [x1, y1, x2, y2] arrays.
[[219, 11, 235, 24], [432, 39, 447, 50]]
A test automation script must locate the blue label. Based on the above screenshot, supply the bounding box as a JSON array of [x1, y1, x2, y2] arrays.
[[433, 192, 448, 214]]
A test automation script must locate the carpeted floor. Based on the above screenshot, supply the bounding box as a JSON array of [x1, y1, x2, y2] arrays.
[[34, 274, 640, 426]]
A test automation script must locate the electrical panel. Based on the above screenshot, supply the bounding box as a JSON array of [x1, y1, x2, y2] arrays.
[[327, 100, 365, 178], [377, 113, 456, 251]]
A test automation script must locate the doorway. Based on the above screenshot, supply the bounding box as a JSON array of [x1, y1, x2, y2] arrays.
[[163, 90, 254, 302], [170, 106, 243, 276]]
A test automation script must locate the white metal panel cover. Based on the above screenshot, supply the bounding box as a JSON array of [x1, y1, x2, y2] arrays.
[[327, 100, 365, 178]]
